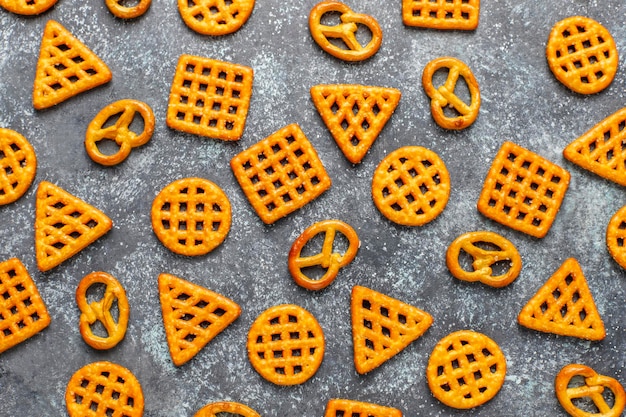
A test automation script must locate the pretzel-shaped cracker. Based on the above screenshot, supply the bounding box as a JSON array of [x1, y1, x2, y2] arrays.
[[194, 401, 261, 417], [309, 1, 382, 62], [422, 57, 480, 130], [555, 364, 625, 417], [288, 219, 360, 290], [105, 0, 151, 19], [76, 271, 129, 350], [85, 99, 154, 166]]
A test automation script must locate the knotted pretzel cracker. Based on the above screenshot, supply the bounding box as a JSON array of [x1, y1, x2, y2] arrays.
[[402, 0, 479, 30], [178, 0, 255, 36], [0, 128, 37, 206], [194, 401, 261, 417], [324, 398, 403, 417], [105, 0, 151, 19], [606, 205, 626, 270], [0, 0, 56, 15]]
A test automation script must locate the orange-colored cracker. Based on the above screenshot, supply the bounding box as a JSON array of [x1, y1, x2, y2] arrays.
[[230, 124, 331, 224], [563, 107, 626, 186], [606, 205, 626, 269], [76, 271, 129, 350], [35, 181, 112, 272], [33, 20, 112, 110], [477, 141, 570, 238], [166, 55, 253, 140], [151, 178, 231, 256], [517, 258, 605, 341], [0, 0, 55, 15], [402, 0, 479, 30], [288, 219, 360, 291], [446, 231, 521, 288], [426, 330, 506, 409], [0, 128, 37, 206], [324, 398, 403, 417], [105, 0, 151, 19], [194, 401, 261, 417], [247, 304, 324, 385], [158, 273, 241, 366], [65, 361, 144, 417], [555, 364, 626, 417], [309, 1, 382, 62], [178, 0, 255, 36], [310, 84, 401, 164], [372, 146, 450, 226], [422, 57, 480, 130], [351, 285, 432, 374], [85, 99, 155, 166], [546, 16, 618, 95], [0, 258, 50, 354]]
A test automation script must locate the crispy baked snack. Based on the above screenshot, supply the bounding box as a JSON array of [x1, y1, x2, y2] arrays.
[[351, 285, 432, 374], [372, 146, 450, 226], [105, 0, 151, 19], [166, 55, 253, 140], [309, 0, 382, 62], [158, 273, 240, 366], [247, 304, 324, 385], [65, 361, 144, 417], [85, 99, 155, 166], [0, 128, 37, 206], [178, 0, 255, 35], [33, 20, 112, 110], [76, 271, 129, 350], [517, 258, 605, 341], [555, 364, 626, 417], [563, 107, 626, 186], [426, 330, 506, 409], [402, 0, 479, 30], [477, 141, 570, 238], [606, 205, 626, 269], [310, 84, 401, 164], [446, 231, 521, 288], [422, 57, 480, 130], [35, 181, 112, 272], [0, 258, 50, 354], [0, 0, 56, 15], [324, 399, 403, 417], [288, 219, 360, 291], [230, 124, 331, 224], [194, 401, 261, 417], [546, 16, 617, 95], [151, 178, 231, 256]]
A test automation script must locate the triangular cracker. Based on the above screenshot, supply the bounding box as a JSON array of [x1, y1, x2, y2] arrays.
[[35, 181, 112, 272], [158, 273, 241, 366], [517, 258, 605, 341], [324, 399, 403, 417], [33, 20, 112, 110], [311, 84, 401, 164], [351, 285, 433, 374]]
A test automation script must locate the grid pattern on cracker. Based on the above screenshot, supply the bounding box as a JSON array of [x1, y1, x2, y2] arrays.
[[0, 0, 56, 15], [151, 178, 231, 256], [324, 399, 403, 417], [231, 124, 331, 224], [427, 330, 506, 409], [35, 181, 112, 272], [517, 258, 605, 341], [178, 0, 255, 36], [158, 273, 241, 366], [65, 361, 143, 417], [606, 205, 626, 270], [477, 141, 570, 238], [310, 84, 401, 164], [194, 401, 261, 417], [0, 129, 37, 206], [563, 107, 626, 186], [33, 20, 112, 110], [0, 258, 50, 354], [402, 0, 479, 30], [167, 55, 253, 140], [351, 285, 433, 374]]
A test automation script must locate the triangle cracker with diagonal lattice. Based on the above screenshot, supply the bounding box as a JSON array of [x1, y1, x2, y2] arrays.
[[351, 285, 433, 374], [158, 273, 241, 366], [517, 258, 605, 341], [311, 85, 401, 164]]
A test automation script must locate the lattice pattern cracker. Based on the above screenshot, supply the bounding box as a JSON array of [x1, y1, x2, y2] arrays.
[[402, 0, 479, 30]]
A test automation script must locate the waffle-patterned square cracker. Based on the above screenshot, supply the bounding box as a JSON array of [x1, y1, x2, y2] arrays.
[[230, 124, 331, 224], [477, 141, 570, 238], [351, 285, 433, 374], [167, 55, 253, 141], [159, 273, 241, 366], [35, 181, 112, 272], [178, 0, 255, 36], [0, 0, 56, 15], [33, 20, 112, 110], [517, 258, 605, 341], [0, 128, 37, 206], [402, 0, 480, 30], [324, 399, 403, 417], [0, 258, 50, 354], [310, 84, 401, 164]]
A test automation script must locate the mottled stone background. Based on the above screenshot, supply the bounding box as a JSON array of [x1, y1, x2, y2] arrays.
[[0, 0, 625, 416]]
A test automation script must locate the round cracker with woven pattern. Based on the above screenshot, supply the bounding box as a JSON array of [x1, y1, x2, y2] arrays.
[[0, 129, 37, 206], [194, 401, 261, 417], [178, 0, 255, 36]]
